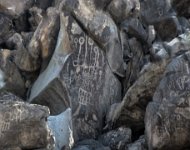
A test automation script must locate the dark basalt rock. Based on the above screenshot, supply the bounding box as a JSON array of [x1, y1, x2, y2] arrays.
[[28, 7, 60, 72], [127, 135, 147, 150], [98, 127, 132, 150], [73, 139, 111, 150], [107, 0, 140, 24], [172, 0, 190, 18], [29, 13, 121, 141], [60, 0, 126, 77], [0, 13, 14, 45]]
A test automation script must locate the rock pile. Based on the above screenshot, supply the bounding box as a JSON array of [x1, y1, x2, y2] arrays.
[[0, 0, 190, 149]]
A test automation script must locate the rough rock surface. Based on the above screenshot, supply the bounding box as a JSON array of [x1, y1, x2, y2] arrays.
[[0, 100, 54, 149], [99, 127, 132, 150], [0, 0, 190, 149]]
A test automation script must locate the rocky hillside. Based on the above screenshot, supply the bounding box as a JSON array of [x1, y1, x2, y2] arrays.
[[0, 0, 190, 149]]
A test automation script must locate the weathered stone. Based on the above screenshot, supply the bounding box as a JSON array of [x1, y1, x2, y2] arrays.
[[48, 108, 74, 150], [0, 13, 14, 45], [60, 0, 126, 77], [99, 127, 132, 150], [147, 25, 156, 46], [140, 0, 182, 41], [145, 51, 190, 150], [0, 92, 23, 101], [73, 139, 111, 150], [0, 100, 54, 149], [108, 0, 140, 23], [123, 38, 144, 92], [121, 18, 148, 43], [6, 33, 40, 72], [153, 16, 182, 41], [178, 17, 190, 33], [140, 0, 174, 24], [28, 7, 60, 71], [29, 7, 43, 31], [0, 0, 33, 16], [0, 49, 26, 97], [172, 0, 190, 17], [29, 13, 121, 141], [127, 135, 147, 150]]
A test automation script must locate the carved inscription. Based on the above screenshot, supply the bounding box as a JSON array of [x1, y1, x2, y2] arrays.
[[62, 35, 106, 107], [0, 106, 25, 137]]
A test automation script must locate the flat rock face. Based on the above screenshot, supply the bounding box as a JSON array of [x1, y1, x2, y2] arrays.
[[48, 108, 74, 150], [145, 51, 190, 150], [0, 100, 54, 149], [29, 13, 121, 141]]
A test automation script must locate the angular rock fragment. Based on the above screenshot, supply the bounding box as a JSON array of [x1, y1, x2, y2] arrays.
[[141, 0, 181, 41], [0, 13, 14, 45], [6, 33, 39, 73], [28, 7, 60, 71], [48, 108, 74, 150], [127, 135, 147, 150], [121, 18, 148, 43], [73, 139, 111, 150], [123, 38, 144, 92], [99, 127, 132, 150], [108, 0, 140, 23], [172, 0, 190, 17], [0, 49, 26, 97], [0, 100, 54, 149], [145, 51, 190, 150], [0, 0, 33, 16], [60, 0, 126, 76], [29, 7, 43, 31], [153, 16, 182, 41], [29, 13, 121, 141], [106, 31, 190, 130]]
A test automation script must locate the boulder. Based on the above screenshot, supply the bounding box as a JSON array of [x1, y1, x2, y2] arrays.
[[28, 7, 60, 71], [140, 0, 182, 41], [0, 49, 26, 97], [0, 100, 54, 149], [145, 51, 190, 150], [0, 13, 14, 45], [121, 18, 148, 43], [48, 108, 74, 150], [60, 0, 126, 77], [73, 139, 111, 150], [107, 0, 140, 23], [99, 127, 132, 150], [172, 0, 190, 17], [127, 135, 147, 150], [29, 13, 121, 141]]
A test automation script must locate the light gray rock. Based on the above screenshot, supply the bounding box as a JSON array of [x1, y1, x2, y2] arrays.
[[48, 108, 74, 150], [0, 49, 26, 97]]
